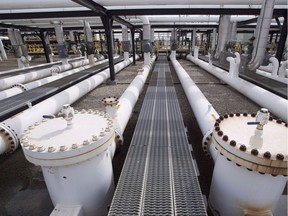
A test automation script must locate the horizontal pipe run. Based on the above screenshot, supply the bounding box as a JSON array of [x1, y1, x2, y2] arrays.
[[0, 57, 136, 155], [170, 55, 219, 142], [117, 55, 156, 134], [0, 57, 116, 100], [187, 54, 288, 122]]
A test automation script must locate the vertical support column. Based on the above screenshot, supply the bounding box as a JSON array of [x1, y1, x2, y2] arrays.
[[212, 28, 217, 51], [40, 30, 52, 63], [230, 22, 237, 41], [0, 39, 7, 60], [192, 28, 197, 53], [170, 28, 177, 59], [215, 15, 231, 59], [131, 28, 136, 65], [8, 28, 30, 68], [83, 20, 95, 65], [150, 28, 154, 54], [275, 16, 287, 63], [121, 25, 130, 60], [69, 30, 80, 56], [53, 22, 68, 65], [101, 15, 116, 82]]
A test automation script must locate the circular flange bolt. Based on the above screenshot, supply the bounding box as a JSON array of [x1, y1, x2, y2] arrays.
[[11, 83, 27, 92], [0, 123, 19, 154]]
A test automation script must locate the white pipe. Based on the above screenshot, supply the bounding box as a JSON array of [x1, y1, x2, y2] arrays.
[[215, 15, 231, 58], [116, 55, 156, 134], [137, 16, 151, 66], [121, 25, 129, 60], [192, 29, 196, 51], [169, 55, 219, 139], [0, 58, 92, 91], [0, 57, 135, 155], [279, 60, 288, 78], [187, 54, 288, 122], [269, 56, 280, 77], [248, 0, 275, 70], [256, 69, 288, 84], [0, 0, 286, 9], [0, 57, 114, 100], [0, 39, 7, 60], [226, 52, 240, 78]]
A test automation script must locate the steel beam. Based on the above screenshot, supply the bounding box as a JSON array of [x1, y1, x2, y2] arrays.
[[39, 30, 51, 63], [275, 15, 287, 63]]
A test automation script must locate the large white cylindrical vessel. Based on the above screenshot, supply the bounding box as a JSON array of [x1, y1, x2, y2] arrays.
[[20, 110, 115, 216], [208, 113, 287, 216]]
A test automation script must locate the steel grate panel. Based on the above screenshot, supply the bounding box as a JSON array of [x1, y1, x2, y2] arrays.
[[108, 55, 207, 216]]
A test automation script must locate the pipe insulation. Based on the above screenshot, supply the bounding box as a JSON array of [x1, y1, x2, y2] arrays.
[[137, 16, 151, 66], [0, 58, 95, 91], [0, 39, 7, 60], [0, 57, 115, 100], [187, 54, 288, 122], [0, 56, 137, 155], [248, 0, 275, 71]]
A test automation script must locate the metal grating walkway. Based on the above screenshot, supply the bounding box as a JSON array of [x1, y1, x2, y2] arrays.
[[108, 54, 207, 215]]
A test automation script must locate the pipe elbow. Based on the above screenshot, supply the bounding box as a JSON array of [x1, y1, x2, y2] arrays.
[[234, 52, 241, 64], [137, 16, 150, 25], [226, 56, 235, 64]]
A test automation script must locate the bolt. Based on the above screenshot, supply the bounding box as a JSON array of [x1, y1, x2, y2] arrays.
[[276, 119, 282, 124], [215, 126, 220, 132], [100, 131, 105, 137], [230, 140, 236, 146], [216, 119, 221, 123], [240, 145, 246, 151], [105, 128, 110, 132], [29, 144, 36, 150], [60, 146, 67, 151], [72, 144, 78, 149], [224, 114, 228, 118], [34, 122, 41, 126], [229, 113, 234, 117], [23, 141, 30, 147], [83, 140, 90, 145], [28, 125, 34, 130], [269, 116, 273, 121], [48, 146, 56, 152], [88, 109, 93, 113], [236, 113, 240, 117], [37, 146, 45, 152], [243, 113, 248, 117], [92, 135, 98, 141], [214, 122, 219, 127], [276, 153, 284, 160], [251, 113, 256, 117], [264, 151, 271, 159], [222, 135, 228, 141], [251, 149, 259, 156], [217, 131, 223, 136]]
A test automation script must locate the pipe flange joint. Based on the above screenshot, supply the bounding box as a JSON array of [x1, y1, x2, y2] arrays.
[[56, 44, 68, 59], [142, 40, 152, 53], [122, 41, 131, 52], [114, 128, 123, 146], [0, 123, 19, 154], [11, 83, 27, 92], [202, 129, 213, 157], [86, 42, 95, 55]]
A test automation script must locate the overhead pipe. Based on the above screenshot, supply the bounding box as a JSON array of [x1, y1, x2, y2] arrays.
[[1, 0, 287, 9], [0, 56, 137, 155], [0, 57, 96, 91], [187, 53, 288, 122], [0, 57, 116, 100], [137, 16, 151, 66], [248, 0, 275, 71]]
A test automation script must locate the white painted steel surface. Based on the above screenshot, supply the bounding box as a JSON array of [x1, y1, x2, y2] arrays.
[[187, 54, 288, 122], [0, 58, 114, 100], [0, 57, 136, 154], [22, 111, 115, 216]]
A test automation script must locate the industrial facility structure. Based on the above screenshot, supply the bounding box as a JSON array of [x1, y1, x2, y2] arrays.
[[0, 0, 287, 216]]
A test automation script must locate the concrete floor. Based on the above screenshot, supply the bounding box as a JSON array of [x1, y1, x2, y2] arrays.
[[0, 55, 286, 215]]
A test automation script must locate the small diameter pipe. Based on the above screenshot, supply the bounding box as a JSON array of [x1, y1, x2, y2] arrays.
[[170, 55, 219, 160], [0, 57, 116, 100], [0, 58, 94, 91], [0, 57, 136, 155], [187, 54, 288, 122]]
